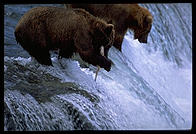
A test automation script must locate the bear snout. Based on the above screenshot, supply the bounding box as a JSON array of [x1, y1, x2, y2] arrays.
[[102, 58, 112, 72], [138, 34, 148, 43]]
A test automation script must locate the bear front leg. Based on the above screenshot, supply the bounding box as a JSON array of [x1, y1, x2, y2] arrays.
[[113, 34, 124, 51]]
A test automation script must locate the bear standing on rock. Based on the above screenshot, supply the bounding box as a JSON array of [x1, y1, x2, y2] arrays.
[[68, 4, 153, 51], [15, 7, 115, 71]]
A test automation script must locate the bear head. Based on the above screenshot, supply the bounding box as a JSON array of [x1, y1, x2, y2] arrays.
[[126, 5, 153, 43], [90, 19, 115, 55]]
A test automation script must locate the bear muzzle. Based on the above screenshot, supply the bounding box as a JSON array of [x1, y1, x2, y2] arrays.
[[138, 34, 148, 43]]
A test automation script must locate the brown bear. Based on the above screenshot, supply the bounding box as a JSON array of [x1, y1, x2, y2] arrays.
[[14, 7, 115, 71], [68, 4, 153, 51]]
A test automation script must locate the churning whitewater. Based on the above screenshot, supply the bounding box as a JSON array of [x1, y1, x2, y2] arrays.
[[4, 4, 192, 130]]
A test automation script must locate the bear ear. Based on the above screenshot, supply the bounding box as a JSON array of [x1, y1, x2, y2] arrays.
[[105, 24, 114, 36], [145, 15, 153, 24]]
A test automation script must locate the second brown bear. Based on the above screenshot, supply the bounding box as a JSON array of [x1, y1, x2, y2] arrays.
[[69, 4, 153, 51]]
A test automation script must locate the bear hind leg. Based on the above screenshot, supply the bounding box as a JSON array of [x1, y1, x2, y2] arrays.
[[33, 48, 52, 66], [58, 44, 75, 59], [25, 45, 52, 66]]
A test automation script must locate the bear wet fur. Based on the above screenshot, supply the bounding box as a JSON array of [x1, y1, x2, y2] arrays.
[[68, 4, 153, 51], [15, 7, 115, 71]]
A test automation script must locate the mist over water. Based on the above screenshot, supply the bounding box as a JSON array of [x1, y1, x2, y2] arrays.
[[4, 4, 192, 130]]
